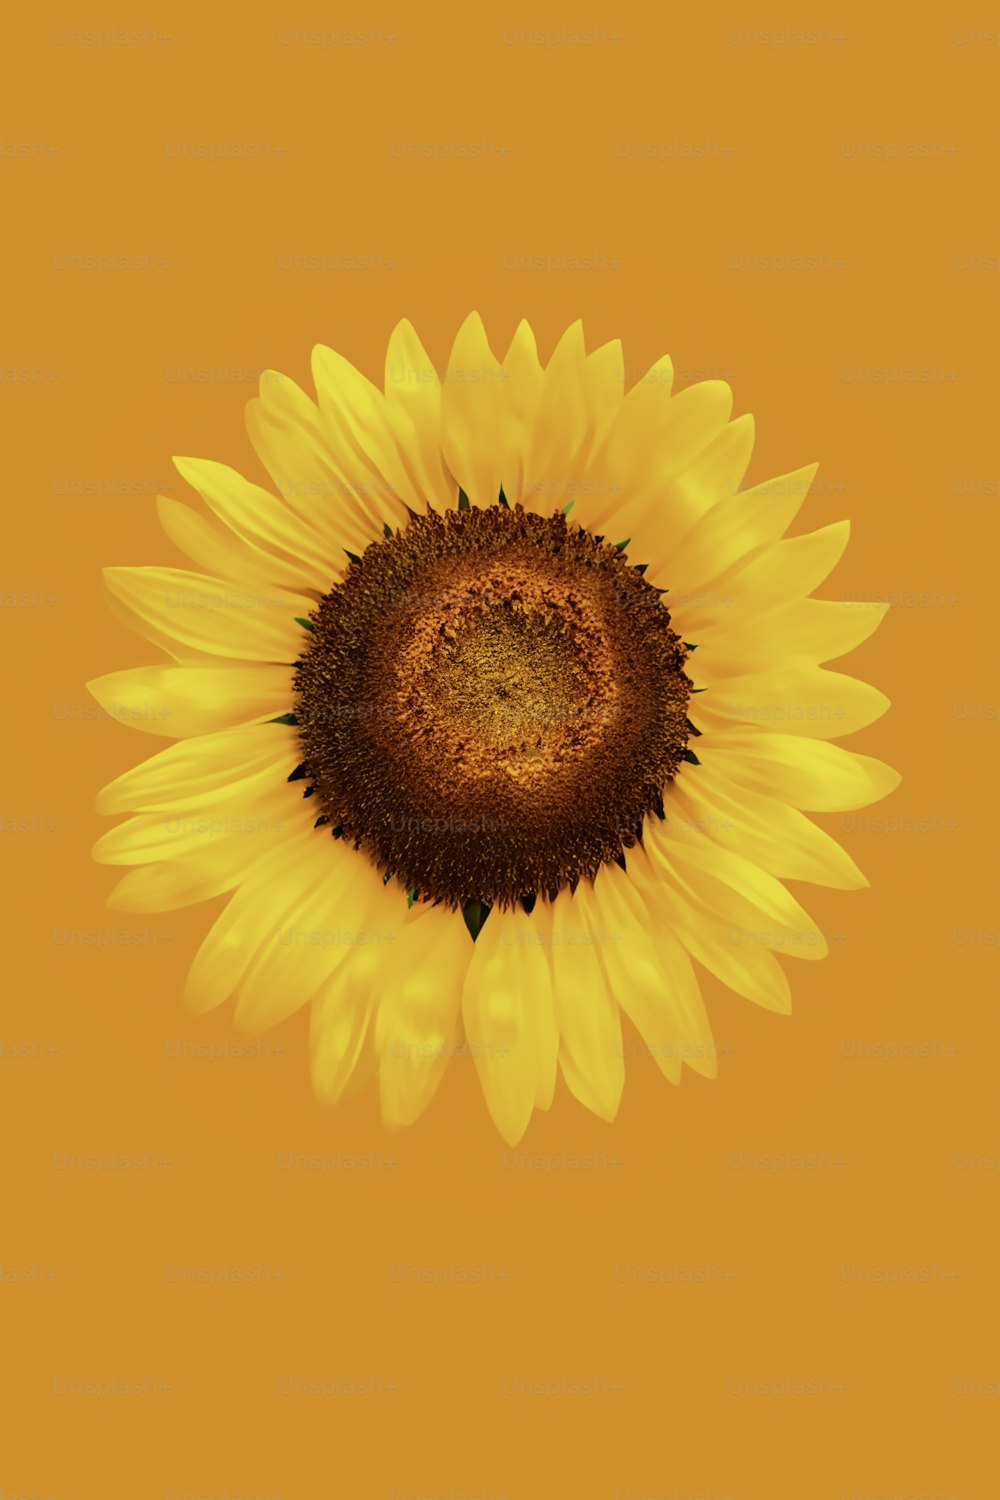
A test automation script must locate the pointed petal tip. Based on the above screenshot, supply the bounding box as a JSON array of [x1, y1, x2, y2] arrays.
[[687, 1048, 720, 1081], [497, 1119, 530, 1148], [182, 982, 212, 1017], [557, 317, 585, 343], [485, 1097, 533, 1147], [867, 761, 902, 802], [448, 312, 498, 370], [93, 785, 120, 817], [89, 830, 110, 862], [103, 881, 155, 914], [456, 310, 486, 337], [585, 1064, 626, 1119]]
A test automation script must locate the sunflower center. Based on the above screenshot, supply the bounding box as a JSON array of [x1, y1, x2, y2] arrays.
[[293, 503, 692, 910]]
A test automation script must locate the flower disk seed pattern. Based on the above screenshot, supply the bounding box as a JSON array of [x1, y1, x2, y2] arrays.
[[293, 504, 693, 909]]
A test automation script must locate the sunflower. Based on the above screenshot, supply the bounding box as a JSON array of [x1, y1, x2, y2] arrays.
[[89, 315, 898, 1143]]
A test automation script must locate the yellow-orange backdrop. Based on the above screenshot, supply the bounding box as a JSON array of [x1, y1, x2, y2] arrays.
[[3, 4, 997, 1497]]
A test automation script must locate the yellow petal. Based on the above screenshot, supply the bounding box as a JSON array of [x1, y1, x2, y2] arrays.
[[640, 839, 793, 1014], [86, 664, 291, 739], [245, 372, 392, 554], [599, 408, 754, 584], [656, 411, 757, 539], [96, 723, 298, 814], [157, 497, 261, 585], [689, 598, 889, 668], [375, 903, 472, 1128], [232, 840, 390, 1035], [172, 456, 339, 592], [438, 312, 507, 507], [647, 824, 828, 962], [104, 801, 313, 912], [497, 319, 544, 508], [663, 463, 818, 594], [580, 378, 734, 545], [694, 733, 901, 812], [312, 343, 429, 521], [502, 320, 544, 403], [309, 941, 384, 1108], [382, 318, 456, 511], [101, 792, 313, 906], [518, 322, 589, 509], [384, 317, 441, 413], [102, 567, 309, 664], [575, 867, 716, 1083], [548, 887, 624, 1120], [93, 774, 301, 866], [461, 906, 558, 1144], [185, 833, 324, 1013], [155, 496, 328, 599], [583, 356, 679, 527], [666, 758, 868, 890], [670, 522, 851, 643], [670, 825, 830, 955], [581, 338, 625, 451], [692, 661, 890, 739], [772, 599, 889, 662]]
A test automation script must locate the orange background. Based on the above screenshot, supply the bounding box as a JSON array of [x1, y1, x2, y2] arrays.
[[3, 4, 998, 1497]]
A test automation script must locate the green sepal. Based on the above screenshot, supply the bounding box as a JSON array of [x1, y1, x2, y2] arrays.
[[462, 899, 492, 942]]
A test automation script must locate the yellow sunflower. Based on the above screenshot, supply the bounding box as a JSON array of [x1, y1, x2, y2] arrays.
[[89, 314, 898, 1143]]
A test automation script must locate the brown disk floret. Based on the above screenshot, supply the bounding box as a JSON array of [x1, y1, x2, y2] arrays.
[[292, 504, 692, 910]]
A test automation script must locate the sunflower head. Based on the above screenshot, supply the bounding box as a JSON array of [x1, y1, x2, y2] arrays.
[[89, 314, 899, 1144]]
